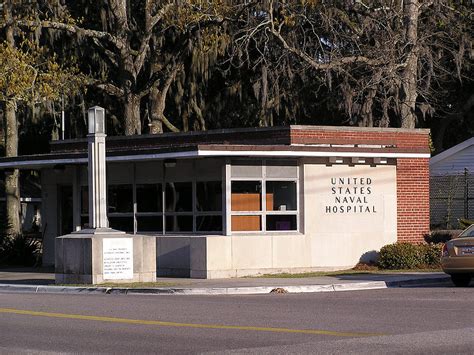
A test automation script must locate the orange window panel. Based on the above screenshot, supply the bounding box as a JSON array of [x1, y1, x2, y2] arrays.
[[231, 193, 275, 211], [231, 215, 261, 232]]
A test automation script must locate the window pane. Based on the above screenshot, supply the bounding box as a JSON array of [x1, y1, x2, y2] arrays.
[[81, 216, 89, 229], [231, 160, 262, 178], [196, 215, 222, 232], [108, 185, 133, 213], [266, 215, 297, 231], [266, 181, 297, 211], [81, 186, 88, 214], [137, 216, 163, 232], [165, 182, 192, 212], [109, 216, 134, 232], [196, 181, 222, 212], [137, 184, 162, 212], [231, 215, 261, 232], [231, 181, 262, 211], [166, 215, 193, 232], [266, 160, 298, 178]]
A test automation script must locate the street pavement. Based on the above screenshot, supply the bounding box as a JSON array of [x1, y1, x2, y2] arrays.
[[0, 286, 473, 354]]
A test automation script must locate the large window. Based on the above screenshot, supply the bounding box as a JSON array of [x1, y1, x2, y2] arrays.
[[136, 184, 162, 232], [80, 173, 223, 234], [230, 160, 299, 233], [196, 181, 222, 232], [108, 184, 134, 232]]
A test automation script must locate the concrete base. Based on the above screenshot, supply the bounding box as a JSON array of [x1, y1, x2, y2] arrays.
[[55, 228, 156, 284]]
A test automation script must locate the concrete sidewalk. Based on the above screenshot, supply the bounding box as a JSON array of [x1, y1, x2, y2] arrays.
[[0, 267, 452, 295]]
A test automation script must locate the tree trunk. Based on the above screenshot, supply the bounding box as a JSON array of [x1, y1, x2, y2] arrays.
[[400, 0, 419, 129], [3, 2, 21, 238], [124, 94, 141, 135], [4, 101, 20, 238], [148, 86, 163, 134]]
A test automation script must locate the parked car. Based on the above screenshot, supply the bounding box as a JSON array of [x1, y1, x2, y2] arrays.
[[441, 224, 474, 287]]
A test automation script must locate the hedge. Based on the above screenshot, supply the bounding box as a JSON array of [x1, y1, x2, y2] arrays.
[[378, 242, 442, 270]]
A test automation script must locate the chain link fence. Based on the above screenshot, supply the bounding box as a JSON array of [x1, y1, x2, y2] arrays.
[[430, 169, 474, 229]]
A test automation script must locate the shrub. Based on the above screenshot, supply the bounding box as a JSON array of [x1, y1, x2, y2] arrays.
[[424, 230, 459, 244], [378, 243, 420, 269], [378, 242, 442, 270], [418, 243, 443, 268], [0, 235, 42, 267]]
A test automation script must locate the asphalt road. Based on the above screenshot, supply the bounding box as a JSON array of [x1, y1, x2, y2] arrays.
[[1, 286, 473, 354]]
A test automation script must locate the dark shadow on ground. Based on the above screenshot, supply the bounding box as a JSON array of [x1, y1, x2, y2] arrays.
[[0, 266, 54, 273], [0, 279, 55, 285]]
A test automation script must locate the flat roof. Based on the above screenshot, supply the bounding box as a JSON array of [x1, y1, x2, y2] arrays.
[[0, 125, 430, 169], [0, 144, 430, 169]]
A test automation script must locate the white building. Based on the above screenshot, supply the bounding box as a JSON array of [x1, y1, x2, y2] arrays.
[[0, 125, 431, 278]]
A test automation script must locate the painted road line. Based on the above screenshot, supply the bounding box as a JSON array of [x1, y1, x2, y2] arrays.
[[0, 308, 385, 338]]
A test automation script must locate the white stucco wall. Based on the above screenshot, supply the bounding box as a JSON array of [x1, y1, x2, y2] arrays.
[[303, 162, 397, 268]]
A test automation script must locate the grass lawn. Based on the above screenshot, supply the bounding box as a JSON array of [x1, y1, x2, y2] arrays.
[[252, 267, 442, 279]]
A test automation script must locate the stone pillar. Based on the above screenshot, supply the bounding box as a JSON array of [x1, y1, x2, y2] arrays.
[[55, 106, 156, 284], [87, 107, 108, 229]]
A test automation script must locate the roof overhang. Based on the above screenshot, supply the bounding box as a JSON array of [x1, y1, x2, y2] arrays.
[[0, 144, 430, 169]]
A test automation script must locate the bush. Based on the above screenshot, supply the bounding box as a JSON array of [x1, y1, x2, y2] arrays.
[[418, 244, 443, 268], [378, 242, 442, 270], [0, 235, 42, 267], [424, 230, 460, 244]]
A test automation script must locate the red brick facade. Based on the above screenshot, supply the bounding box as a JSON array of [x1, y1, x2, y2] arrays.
[[290, 126, 429, 148], [396, 158, 430, 243]]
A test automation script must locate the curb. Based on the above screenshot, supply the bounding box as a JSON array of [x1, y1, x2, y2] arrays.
[[0, 275, 451, 296]]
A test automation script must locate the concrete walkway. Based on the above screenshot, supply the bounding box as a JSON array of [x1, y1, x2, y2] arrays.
[[0, 267, 452, 295]]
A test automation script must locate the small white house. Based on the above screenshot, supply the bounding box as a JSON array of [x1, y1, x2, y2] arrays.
[[430, 137, 474, 228]]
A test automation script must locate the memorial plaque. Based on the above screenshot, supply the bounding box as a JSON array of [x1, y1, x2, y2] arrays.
[[103, 238, 133, 280]]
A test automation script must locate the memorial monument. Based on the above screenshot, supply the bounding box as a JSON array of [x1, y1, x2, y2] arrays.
[[55, 107, 156, 284]]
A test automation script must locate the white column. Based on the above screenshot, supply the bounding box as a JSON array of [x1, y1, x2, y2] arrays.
[[87, 106, 108, 229]]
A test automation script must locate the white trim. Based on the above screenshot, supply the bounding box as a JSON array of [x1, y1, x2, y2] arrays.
[[430, 137, 474, 166], [0, 158, 88, 168], [197, 150, 430, 159], [0, 148, 429, 169]]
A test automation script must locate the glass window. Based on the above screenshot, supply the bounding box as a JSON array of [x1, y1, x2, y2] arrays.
[[166, 215, 193, 232], [137, 216, 163, 232], [266, 160, 298, 178], [231, 215, 261, 232], [109, 216, 134, 232], [137, 184, 162, 212], [231, 181, 262, 211], [81, 186, 88, 214], [230, 160, 299, 233], [108, 185, 133, 213], [80, 216, 89, 229], [266, 215, 297, 231], [166, 182, 192, 212], [231, 160, 262, 178], [266, 181, 297, 211], [196, 215, 222, 232], [196, 181, 222, 212]]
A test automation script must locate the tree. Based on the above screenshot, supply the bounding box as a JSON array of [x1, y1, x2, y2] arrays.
[[232, 0, 473, 129], [0, 1, 86, 238]]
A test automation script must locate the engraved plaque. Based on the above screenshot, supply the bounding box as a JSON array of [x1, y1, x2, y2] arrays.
[[103, 238, 133, 280]]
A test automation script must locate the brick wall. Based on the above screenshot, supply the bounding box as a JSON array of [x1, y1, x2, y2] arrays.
[[396, 158, 430, 243], [290, 127, 429, 149]]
